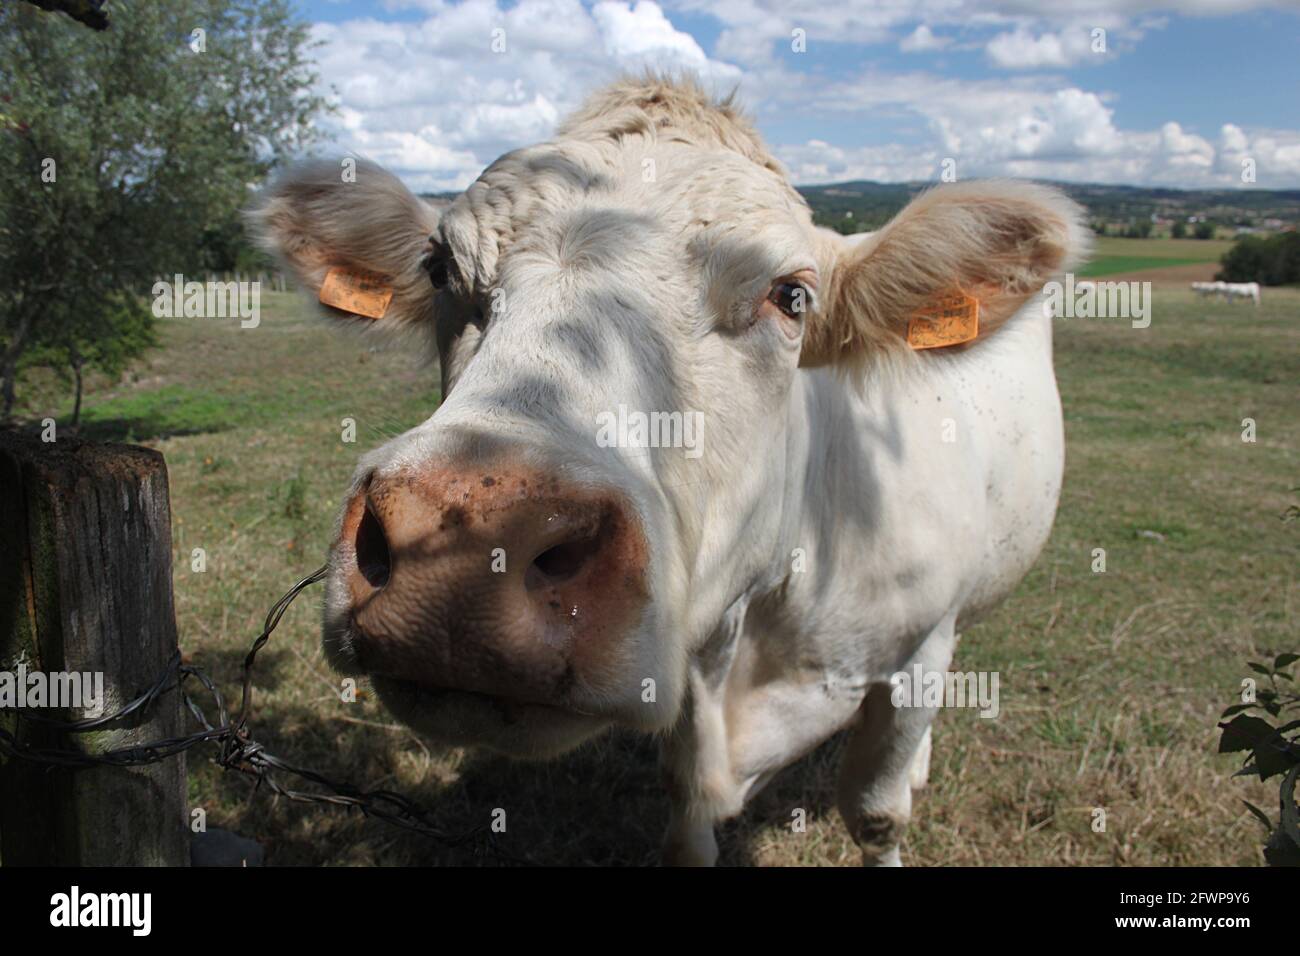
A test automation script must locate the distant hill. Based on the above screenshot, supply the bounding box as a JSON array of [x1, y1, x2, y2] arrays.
[[419, 180, 1300, 238], [797, 181, 1300, 236]]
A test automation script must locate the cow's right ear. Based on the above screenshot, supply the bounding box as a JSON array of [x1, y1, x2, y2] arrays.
[[247, 158, 442, 332]]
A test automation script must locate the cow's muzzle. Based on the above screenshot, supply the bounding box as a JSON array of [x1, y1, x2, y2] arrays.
[[333, 463, 650, 711]]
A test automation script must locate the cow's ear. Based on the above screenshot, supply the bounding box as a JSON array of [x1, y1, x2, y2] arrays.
[[801, 181, 1089, 366], [247, 158, 442, 332]]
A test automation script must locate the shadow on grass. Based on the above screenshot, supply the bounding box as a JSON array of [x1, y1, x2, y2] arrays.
[[185, 660, 849, 866], [59, 384, 242, 443], [2, 415, 226, 445], [73, 416, 229, 443]]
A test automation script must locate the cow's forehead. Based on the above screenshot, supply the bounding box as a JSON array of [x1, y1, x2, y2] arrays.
[[439, 139, 810, 296]]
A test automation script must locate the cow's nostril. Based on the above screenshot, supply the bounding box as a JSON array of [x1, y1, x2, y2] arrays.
[[355, 503, 391, 589], [527, 532, 602, 588]]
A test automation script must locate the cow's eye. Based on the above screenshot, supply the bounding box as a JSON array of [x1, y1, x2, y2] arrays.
[[768, 281, 808, 319], [424, 239, 453, 290], [428, 256, 449, 289]]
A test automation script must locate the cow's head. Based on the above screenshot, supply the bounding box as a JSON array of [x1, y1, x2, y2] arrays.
[[251, 77, 1085, 757]]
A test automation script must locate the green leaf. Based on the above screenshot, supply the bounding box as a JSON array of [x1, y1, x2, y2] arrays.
[[1263, 831, 1300, 867], [1281, 765, 1300, 848], [1254, 738, 1294, 780], [1219, 714, 1276, 753], [1275, 653, 1300, 670], [1242, 800, 1274, 832]]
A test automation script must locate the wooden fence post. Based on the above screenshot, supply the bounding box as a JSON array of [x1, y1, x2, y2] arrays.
[[0, 430, 188, 865]]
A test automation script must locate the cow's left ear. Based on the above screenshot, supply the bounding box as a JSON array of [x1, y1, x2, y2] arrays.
[[801, 181, 1090, 366], [247, 158, 442, 332]]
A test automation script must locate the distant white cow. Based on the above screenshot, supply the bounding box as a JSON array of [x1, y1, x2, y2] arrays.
[[1223, 281, 1261, 305], [1193, 280, 1260, 305]]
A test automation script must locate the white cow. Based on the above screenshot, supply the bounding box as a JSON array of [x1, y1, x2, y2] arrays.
[[251, 76, 1088, 865], [1197, 280, 1262, 305], [1223, 281, 1261, 305]]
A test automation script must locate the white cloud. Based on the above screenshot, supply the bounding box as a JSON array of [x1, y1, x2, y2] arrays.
[[777, 139, 940, 184], [765, 72, 1299, 188], [303, 0, 1300, 191], [1220, 122, 1251, 154], [308, 0, 740, 191], [983, 15, 1158, 69], [987, 27, 1076, 68], [1217, 125, 1300, 180], [899, 25, 951, 53], [592, 0, 711, 67], [664, 0, 1287, 69]]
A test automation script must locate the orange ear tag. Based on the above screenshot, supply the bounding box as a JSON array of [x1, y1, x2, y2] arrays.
[[906, 293, 980, 349], [319, 267, 394, 319]]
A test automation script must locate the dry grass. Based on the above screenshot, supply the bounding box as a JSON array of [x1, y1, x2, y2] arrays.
[[19, 282, 1299, 866]]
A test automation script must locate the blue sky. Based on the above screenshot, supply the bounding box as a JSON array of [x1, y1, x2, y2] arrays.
[[296, 1, 1300, 191]]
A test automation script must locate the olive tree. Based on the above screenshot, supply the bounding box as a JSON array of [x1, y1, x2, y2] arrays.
[[0, 0, 331, 418]]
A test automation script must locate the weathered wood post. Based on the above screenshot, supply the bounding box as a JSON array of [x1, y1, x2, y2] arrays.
[[0, 430, 188, 865]]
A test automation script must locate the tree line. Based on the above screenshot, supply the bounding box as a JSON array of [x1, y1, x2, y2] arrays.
[[1217, 231, 1300, 285]]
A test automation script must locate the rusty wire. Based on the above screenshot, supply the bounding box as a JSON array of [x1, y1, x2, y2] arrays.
[[0, 565, 515, 862]]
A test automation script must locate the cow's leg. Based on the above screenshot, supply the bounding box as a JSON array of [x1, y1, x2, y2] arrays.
[[659, 729, 728, 866], [661, 805, 719, 867], [908, 725, 933, 790], [658, 607, 751, 867], [658, 671, 733, 867], [837, 619, 956, 866]]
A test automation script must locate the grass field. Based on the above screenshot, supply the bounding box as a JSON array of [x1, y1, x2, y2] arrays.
[[1080, 236, 1234, 278], [15, 279, 1299, 866]]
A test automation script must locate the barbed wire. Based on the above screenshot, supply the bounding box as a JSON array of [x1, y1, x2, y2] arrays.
[[0, 565, 521, 863]]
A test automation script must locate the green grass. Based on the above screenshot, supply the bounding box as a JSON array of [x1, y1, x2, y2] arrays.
[[15, 286, 1299, 866], [1080, 255, 1209, 277], [1092, 236, 1233, 259], [1080, 236, 1234, 277]]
